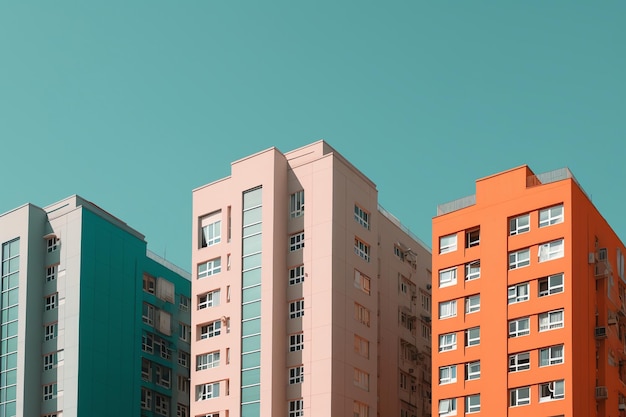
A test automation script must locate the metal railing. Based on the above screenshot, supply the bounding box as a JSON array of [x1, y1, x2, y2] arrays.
[[436, 194, 476, 216]]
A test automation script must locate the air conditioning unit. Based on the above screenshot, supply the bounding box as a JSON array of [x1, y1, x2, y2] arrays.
[[595, 327, 608, 339], [596, 386, 608, 399]]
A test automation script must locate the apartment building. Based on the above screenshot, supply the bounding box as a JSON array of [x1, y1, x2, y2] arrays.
[[0, 195, 190, 417], [432, 165, 626, 417], [191, 140, 432, 417]]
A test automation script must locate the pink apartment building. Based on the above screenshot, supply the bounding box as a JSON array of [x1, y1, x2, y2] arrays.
[[190, 141, 432, 417]]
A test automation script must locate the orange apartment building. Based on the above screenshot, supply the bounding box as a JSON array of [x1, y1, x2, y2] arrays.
[[190, 141, 432, 417], [432, 165, 626, 417]]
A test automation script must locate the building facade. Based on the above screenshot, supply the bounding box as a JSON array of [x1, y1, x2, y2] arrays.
[[432, 165, 626, 417], [191, 141, 432, 417], [0, 195, 191, 417]]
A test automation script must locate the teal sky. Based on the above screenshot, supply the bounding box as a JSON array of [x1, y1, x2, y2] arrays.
[[1, 2, 624, 271]]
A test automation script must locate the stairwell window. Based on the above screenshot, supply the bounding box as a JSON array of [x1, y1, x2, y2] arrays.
[[539, 204, 564, 227], [539, 309, 564, 331], [539, 380, 564, 402], [439, 234, 457, 254], [289, 265, 305, 285], [539, 239, 564, 262], [509, 248, 530, 269], [539, 273, 564, 296], [289, 365, 304, 384], [289, 400, 304, 417]]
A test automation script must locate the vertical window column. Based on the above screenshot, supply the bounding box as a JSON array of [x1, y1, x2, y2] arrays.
[[1, 238, 19, 417]]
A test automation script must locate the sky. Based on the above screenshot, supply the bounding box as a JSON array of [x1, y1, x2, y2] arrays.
[[1, 1, 624, 272]]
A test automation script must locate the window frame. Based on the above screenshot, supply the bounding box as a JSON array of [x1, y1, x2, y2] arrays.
[[539, 345, 564, 367], [509, 248, 530, 269], [509, 352, 530, 372], [439, 332, 457, 352], [508, 282, 530, 304], [465, 361, 480, 380], [539, 273, 564, 297], [438, 398, 457, 416], [200, 216, 221, 248], [439, 267, 457, 288], [539, 380, 565, 402], [539, 204, 564, 228], [538, 239, 564, 262], [465, 294, 480, 314], [539, 309, 564, 332], [289, 365, 304, 384], [465, 327, 480, 347], [510, 386, 531, 406], [289, 265, 305, 286], [508, 317, 530, 338], [289, 399, 304, 417], [289, 299, 305, 319], [354, 205, 370, 229], [197, 382, 220, 401], [289, 231, 305, 252], [439, 300, 457, 319], [439, 365, 457, 385], [200, 320, 222, 340], [354, 237, 370, 262], [439, 234, 457, 254], [290, 190, 305, 218], [289, 333, 304, 352], [510, 214, 530, 235], [465, 394, 480, 413], [198, 289, 220, 310], [198, 258, 222, 279], [465, 260, 480, 281], [466, 228, 480, 248]]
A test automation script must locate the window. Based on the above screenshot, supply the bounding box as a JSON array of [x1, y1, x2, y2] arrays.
[[289, 333, 304, 351], [439, 234, 457, 254], [142, 302, 155, 325], [289, 265, 305, 285], [509, 248, 530, 269], [289, 399, 304, 417], [353, 401, 369, 417], [354, 269, 371, 294], [439, 300, 457, 319], [394, 245, 405, 260], [45, 293, 58, 310], [354, 335, 369, 358], [509, 352, 530, 372], [290, 232, 305, 251], [510, 214, 530, 235], [197, 351, 220, 370], [465, 327, 480, 347], [422, 322, 431, 341], [539, 309, 564, 331], [198, 258, 221, 278], [466, 394, 480, 413], [178, 350, 190, 368], [179, 295, 190, 311], [439, 333, 457, 352], [200, 321, 222, 339], [290, 191, 305, 218], [508, 317, 530, 337], [466, 228, 480, 248], [197, 382, 220, 400], [354, 303, 370, 326], [47, 237, 58, 252], [289, 299, 304, 319], [155, 393, 170, 415], [178, 375, 189, 394], [142, 332, 154, 354], [142, 358, 152, 381], [540, 345, 564, 366], [353, 368, 369, 391], [465, 294, 480, 314], [439, 365, 457, 384], [399, 371, 409, 390], [43, 352, 59, 371], [176, 404, 189, 417], [155, 364, 172, 388], [508, 282, 529, 303], [179, 323, 191, 342], [510, 386, 530, 406], [43, 383, 57, 400], [465, 260, 480, 281], [198, 290, 220, 309], [539, 204, 564, 227], [539, 273, 564, 297], [421, 292, 431, 312], [439, 267, 457, 288], [289, 365, 304, 384], [354, 205, 370, 229], [354, 237, 370, 262], [200, 212, 221, 247], [155, 335, 172, 360], [44, 323, 57, 341], [539, 239, 564, 262], [438, 398, 457, 416], [46, 265, 57, 282], [539, 380, 564, 402], [141, 387, 152, 410], [465, 361, 480, 380]]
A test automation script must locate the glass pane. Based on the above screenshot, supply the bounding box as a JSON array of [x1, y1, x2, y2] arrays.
[[243, 188, 262, 210], [242, 268, 262, 287], [241, 403, 261, 415], [242, 335, 261, 353], [242, 286, 262, 303], [243, 234, 262, 256], [243, 254, 262, 271], [241, 385, 261, 402], [242, 318, 261, 336], [243, 223, 262, 238], [242, 351, 261, 369], [242, 301, 261, 320], [241, 368, 261, 386]]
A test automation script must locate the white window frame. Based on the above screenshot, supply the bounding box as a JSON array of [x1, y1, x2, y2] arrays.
[[44, 323, 57, 341], [178, 350, 190, 368], [354, 237, 370, 262], [142, 302, 155, 325], [510, 213, 530, 235], [198, 258, 221, 279], [354, 205, 370, 229], [439, 234, 457, 254], [539, 380, 564, 402], [179, 295, 190, 311], [197, 351, 220, 370], [439, 267, 457, 288], [45, 293, 58, 310], [289, 399, 304, 417], [43, 383, 57, 401], [465, 361, 480, 380], [438, 398, 457, 416], [201, 219, 221, 247], [508, 282, 529, 304], [466, 228, 480, 248], [465, 394, 480, 413], [465, 260, 480, 281], [439, 365, 457, 385], [176, 404, 189, 417], [510, 386, 531, 406], [46, 265, 57, 282], [289, 265, 305, 285], [179, 323, 191, 342], [539, 239, 564, 262], [197, 382, 220, 401], [439, 333, 457, 352], [289, 333, 304, 351], [155, 364, 172, 389], [539, 273, 564, 297], [508, 317, 530, 338], [141, 387, 152, 410], [142, 332, 154, 354], [289, 299, 304, 319], [200, 321, 222, 339], [539, 204, 564, 228], [289, 365, 304, 384], [290, 191, 305, 218], [464, 295, 479, 315], [465, 327, 480, 347], [539, 309, 564, 331], [509, 248, 530, 269], [290, 231, 305, 251], [43, 352, 58, 371], [509, 352, 530, 372], [47, 237, 58, 253], [540, 345, 564, 367], [198, 290, 220, 309], [439, 300, 457, 319]]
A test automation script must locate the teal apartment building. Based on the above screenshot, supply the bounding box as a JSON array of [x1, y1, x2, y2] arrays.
[[0, 196, 190, 417]]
